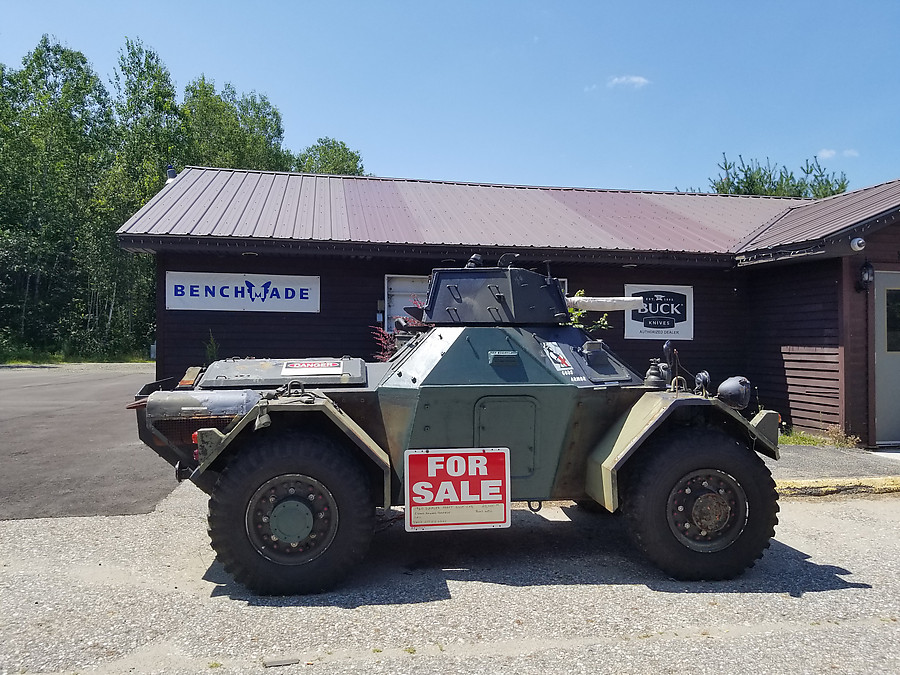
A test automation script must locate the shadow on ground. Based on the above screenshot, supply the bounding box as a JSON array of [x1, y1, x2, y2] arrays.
[[204, 505, 869, 607]]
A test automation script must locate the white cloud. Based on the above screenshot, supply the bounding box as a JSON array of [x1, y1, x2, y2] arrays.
[[607, 75, 650, 89], [583, 84, 598, 93], [817, 148, 859, 160]]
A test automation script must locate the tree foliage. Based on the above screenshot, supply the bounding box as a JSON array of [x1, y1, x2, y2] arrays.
[[708, 153, 848, 198], [182, 77, 292, 171], [0, 36, 116, 355], [295, 137, 365, 175], [0, 36, 365, 360]]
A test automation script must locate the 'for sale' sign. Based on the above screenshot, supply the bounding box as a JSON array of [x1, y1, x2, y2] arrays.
[[404, 448, 511, 532]]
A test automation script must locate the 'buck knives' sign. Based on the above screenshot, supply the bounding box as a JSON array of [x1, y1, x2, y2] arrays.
[[166, 272, 320, 313], [624, 284, 693, 340]]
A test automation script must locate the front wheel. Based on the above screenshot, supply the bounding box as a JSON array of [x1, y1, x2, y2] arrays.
[[208, 432, 374, 595], [621, 429, 779, 581]]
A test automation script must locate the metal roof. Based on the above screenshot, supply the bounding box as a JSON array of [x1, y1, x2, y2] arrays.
[[117, 167, 810, 258], [736, 178, 900, 253]]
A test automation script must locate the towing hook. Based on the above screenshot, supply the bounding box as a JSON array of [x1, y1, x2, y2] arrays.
[[527, 501, 543, 513]]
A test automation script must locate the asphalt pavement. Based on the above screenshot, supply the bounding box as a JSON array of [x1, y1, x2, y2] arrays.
[[0, 362, 173, 520]]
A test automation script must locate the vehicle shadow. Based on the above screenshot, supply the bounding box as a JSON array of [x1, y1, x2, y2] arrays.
[[205, 505, 870, 607]]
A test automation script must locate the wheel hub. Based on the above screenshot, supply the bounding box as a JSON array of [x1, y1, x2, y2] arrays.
[[667, 469, 747, 552], [269, 500, 315, 543], [245, 474, 339, 565], [691, 493, 731, 532]]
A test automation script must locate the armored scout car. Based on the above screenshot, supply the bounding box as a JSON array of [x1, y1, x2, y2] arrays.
[[131, 255, 780, 595]]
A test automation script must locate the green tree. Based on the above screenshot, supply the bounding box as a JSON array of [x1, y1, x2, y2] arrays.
[[181, 76, 242, 167], [0, 36, 115, 355], [107, 37, 181, 209], [75, 37, 181, 357], [229, 87, 293, 171], [181, 77, 292, 171], [708, 153, 848, 198], [0, 35, 367, 360], [295, 137, 365, 175]]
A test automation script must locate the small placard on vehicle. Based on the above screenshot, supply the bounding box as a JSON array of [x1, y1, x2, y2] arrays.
[[281, 360, 343, 376], [404, 448, 511, 532]]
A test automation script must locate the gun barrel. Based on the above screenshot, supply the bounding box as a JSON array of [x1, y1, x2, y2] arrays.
[[565, 296, 644, 312]]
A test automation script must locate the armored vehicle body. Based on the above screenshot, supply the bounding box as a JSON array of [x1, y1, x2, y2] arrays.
[[132, 256, 780, 594]]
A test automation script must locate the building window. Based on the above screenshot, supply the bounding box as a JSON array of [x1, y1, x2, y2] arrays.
[[384, 275, 429, 333], [887, 290, 900, 352]]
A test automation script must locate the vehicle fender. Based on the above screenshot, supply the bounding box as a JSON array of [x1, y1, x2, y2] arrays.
[[584, 391, 779, 512], [191, 392, 393, 508]]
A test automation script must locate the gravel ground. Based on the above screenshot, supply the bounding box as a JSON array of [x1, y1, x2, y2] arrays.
[[1, 486, 898, 675]]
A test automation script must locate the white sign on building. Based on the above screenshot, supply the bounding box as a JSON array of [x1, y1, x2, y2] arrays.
[[166, 272, 320, 313], [624, 284, 694, 340]]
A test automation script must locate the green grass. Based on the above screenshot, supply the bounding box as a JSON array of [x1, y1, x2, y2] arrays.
[[779, 425, 860, 448], [0, 349, 151, 365], [779, 428, 827, 446]]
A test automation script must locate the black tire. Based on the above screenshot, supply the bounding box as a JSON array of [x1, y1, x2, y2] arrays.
[[208, 431, 374, 595], [621, 429, 779, 581]]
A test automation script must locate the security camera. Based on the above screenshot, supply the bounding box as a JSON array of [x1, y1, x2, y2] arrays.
[[850, 237, 866, 252]]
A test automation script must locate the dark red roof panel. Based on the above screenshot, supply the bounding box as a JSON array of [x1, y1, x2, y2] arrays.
[[118, 167, 900, 256], [737, 178, 900, 253]]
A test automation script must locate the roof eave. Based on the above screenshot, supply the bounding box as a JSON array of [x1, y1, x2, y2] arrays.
[[116, 234, 736, 268], [735, 207, 900, 267]]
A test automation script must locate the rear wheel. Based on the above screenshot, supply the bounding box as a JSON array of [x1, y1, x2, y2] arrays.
[[208, 432, 374, 595], [621, 429, 778, 581]]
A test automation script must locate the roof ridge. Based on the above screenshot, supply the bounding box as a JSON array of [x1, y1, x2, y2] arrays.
[[808, 176, 900, 204], [180, 166, 810, 200], [731, 203, 800, 252]]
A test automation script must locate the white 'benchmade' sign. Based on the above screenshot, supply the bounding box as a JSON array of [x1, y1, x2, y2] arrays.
[[166, 272, 320, 313]]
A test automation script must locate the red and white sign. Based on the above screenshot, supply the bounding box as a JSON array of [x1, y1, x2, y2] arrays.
[[404, 448, 511, 532], [281, 361, 343, 376]]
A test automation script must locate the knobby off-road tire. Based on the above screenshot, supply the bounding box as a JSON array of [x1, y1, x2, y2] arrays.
[[621, 429, 779, 581], [208, 432, 374, 595]]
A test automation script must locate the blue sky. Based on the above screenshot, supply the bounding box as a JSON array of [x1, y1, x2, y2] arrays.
[[2, 1, 898, 192]]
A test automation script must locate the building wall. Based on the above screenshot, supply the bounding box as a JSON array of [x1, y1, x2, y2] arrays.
[[840, 254, 871, 442], [555, 264, 748, 385], [745, 258, 842, 433], [155, 251, 439, 380], [155, 252, 749, 389], [158, 244, 900, 445]]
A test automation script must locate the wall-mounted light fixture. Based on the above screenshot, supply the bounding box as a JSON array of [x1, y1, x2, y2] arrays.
[[856, 260, 875, 292]]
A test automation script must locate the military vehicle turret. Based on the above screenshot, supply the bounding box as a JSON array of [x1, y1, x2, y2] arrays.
[[131, 254, 780, 595]]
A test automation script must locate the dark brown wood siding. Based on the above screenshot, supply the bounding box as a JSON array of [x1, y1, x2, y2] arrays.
[[542, 264, 748, 385], [745, 258, 842, 433], [155, 255, 747, 384], [840, 254, 870, 442], [155, 252, 439, 380]]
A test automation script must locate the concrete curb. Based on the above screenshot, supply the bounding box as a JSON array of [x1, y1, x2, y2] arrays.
[[776, 476, 900, 497]]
